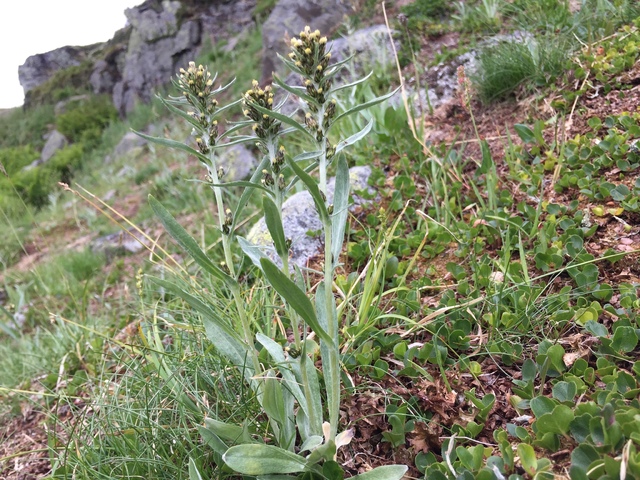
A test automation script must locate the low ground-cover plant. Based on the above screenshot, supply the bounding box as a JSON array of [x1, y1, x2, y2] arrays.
[[138, 26, 403, 479]]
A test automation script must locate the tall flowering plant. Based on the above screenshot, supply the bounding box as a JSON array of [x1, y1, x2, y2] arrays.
[[138, 27, 402, 479]]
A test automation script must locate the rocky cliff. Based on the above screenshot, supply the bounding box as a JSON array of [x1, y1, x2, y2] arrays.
[[18, 0, 355, 116]]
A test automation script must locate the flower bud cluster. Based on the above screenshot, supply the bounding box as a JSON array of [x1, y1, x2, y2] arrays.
[[222, 208, 233, 235], [289, 27, 338, 131], [261, 169, 285, 190], [176, 62, 220, 154], [289, 26, 332, 87], [243, 80, 281, 141]]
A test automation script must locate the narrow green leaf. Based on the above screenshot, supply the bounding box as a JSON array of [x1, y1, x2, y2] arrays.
[[247, 102, 314, 140], [149, 195, 237, 287], [223, 444, 307, 475], [514, 124, 536, 144], [232, 154, 270, 232], [286, 157, 329, 224], [157, 96, 201, 129], [328, 87, 400, 132], [263, 196, 289, 258], [349, 465, 408, 480], [260, 258, 332, 345], [197, 425, 228, 457], [272, 74, 317, 106], [134, 131, 209, 165], [263, 371, 286, 424], [331, 71, 374, 94], [297, 351, 323, 435], [204, 418, 252, 444], [238, 236, 270, 270], [148, 277, 249, 368], [188, 458, 203, 480], [256, 333, 309, 419], [293, 150, 323, 162], [331, 156, 350, 263], [208, 180, 275, 196], [335, 119, 373, 155]]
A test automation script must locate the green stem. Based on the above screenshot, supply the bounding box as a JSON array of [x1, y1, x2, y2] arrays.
[[316, 116, 339, 440], [209, 154, 259, 373]]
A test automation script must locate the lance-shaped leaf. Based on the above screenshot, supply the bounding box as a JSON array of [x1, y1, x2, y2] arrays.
[[188, 458, 204, 480], [263, 196, 289, 259], [247, 101, 314, 140], [328, 87, 400, 132], [208, 180, 275, 196], [293, 150, 323, 162], [260, 258, 332, 345], [134, 131, 209, 165], [149, 195, 237, 287], [256, 333, 309, 419], [335, 119, 373, 156], [331, 156, 350, 263], [263, 371, 286, 425], [232, 154, 270, 232], [286, 157, 329, 225], [223, 444, 308, 475], [157, 96, 201, 129], [331, 71, 374, 95], [238, 236, 271, 270], [273, 74, 317, 106], [148, 277, 250, 368], [203, 418, 254, 444]]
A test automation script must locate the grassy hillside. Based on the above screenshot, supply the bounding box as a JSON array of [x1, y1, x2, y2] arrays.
[[1, 1, 640, 479]]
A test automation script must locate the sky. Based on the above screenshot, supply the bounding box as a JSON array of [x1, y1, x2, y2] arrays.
[[0, 0, 141, 109]]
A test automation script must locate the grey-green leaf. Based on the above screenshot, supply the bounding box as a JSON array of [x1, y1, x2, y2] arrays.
[[286, 157, 329, 224], [247, 102, 313, 140], [328, 87, 400, 132], [238, 236, 270, 270], [149, 195, 237, 287], [335, 119, 373, 156], [349, 465, 408, 480], [148, 277, 249, 368], [188, 458, 204, 480], [331, 156, 350, 263], [263, 196, 289, 258], [223, 444, 307, 475], [260, 258, 332, 345]]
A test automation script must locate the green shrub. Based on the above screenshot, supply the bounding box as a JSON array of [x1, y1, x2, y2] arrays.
[[12, 167, 55, 209], [49, 143, 85, 185], [0, 146, 38, 175], [8, 144, 85, 209], [0, 105, 55, 150], [56, 95, 118, 144]]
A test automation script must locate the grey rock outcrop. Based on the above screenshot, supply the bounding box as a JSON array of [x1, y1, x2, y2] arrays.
[[261, 0, 354, 82], [247, 165, 375, 268], [113, 1, 201, 115], [24, 130, 68, 170], [18, 46, 86, 95], [328, 24, 396, 70], [91, 229, 151, 262], [217, 143, 258, 181], [41, 130, 69, 163], [112, 131, 148, 161]]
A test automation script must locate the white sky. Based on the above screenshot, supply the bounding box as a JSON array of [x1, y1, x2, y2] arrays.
[[0, 0, 141, 109]]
